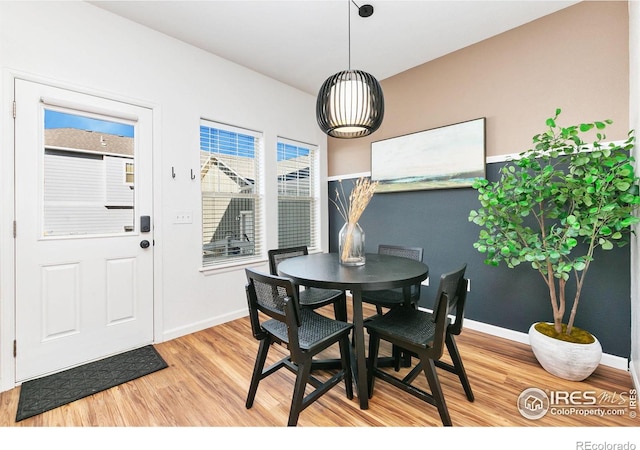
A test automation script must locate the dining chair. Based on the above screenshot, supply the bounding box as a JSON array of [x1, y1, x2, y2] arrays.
[[388, 263, 473, 394], [385, 262, 475, 388], [361, 244, 424, 316], [365, 264, 471, 426], [268, 246, 347, 321], [244, 268, 353, 427], [434, 268, 474, 402]]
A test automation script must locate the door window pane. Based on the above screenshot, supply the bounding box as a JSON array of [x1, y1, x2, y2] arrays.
[[43, 109, 135, 236]]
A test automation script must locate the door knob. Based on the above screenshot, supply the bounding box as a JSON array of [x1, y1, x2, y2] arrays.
[[140, 240, 150, 249]]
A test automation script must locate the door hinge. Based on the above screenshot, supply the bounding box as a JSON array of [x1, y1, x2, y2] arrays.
[[13, 220, 16, 238], [12, 101, 16, 119], [13, 340, 16, 358]]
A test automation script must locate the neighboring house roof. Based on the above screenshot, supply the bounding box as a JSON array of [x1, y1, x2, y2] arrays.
[[45, 128, 133, 156], [200, 150, 255, 184], [277, 155, 310, 178], [200, 153, 253, 187]]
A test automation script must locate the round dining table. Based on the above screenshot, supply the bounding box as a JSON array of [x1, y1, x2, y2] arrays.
[[277, 252, 429, 409]]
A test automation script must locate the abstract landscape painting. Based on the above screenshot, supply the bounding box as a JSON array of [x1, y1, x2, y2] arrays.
[[371, 118, 486, 193]]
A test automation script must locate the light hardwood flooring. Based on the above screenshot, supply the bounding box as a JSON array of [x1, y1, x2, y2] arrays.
[[0, 304, 637, 429]]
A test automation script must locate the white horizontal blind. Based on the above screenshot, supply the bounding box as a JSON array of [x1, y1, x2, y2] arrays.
[[200, 120, 262, 266], [277, 138, 319, 250]]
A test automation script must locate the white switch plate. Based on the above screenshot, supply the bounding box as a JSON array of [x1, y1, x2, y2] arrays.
[[174, 210, 192, 224], [421, 277, 429, 286]]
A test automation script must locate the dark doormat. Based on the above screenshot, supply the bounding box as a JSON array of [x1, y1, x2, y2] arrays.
[[15, 345, 168, 422]]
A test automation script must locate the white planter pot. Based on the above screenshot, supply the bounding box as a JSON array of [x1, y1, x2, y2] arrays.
[[528, 323, 602, 381]]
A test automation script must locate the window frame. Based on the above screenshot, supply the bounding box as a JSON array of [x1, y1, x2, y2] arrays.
[[200, 119, 263, 268], [276, 137, 320, 251]]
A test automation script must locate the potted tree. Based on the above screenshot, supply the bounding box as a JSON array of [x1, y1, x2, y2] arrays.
[[468, 108, 640, 381]]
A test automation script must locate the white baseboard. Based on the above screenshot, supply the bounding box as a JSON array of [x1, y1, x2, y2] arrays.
[[162, 308, 248, 342], [462, 317, 630, 371]]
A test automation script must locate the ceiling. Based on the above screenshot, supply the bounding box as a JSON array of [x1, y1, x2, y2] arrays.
[[90, 0, 581, 95]]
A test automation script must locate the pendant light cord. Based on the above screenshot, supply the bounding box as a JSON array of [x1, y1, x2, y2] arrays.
[[348, 1, 370, 70], [348, 0, 352, 70]]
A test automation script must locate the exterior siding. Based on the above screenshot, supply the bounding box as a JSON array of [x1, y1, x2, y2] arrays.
[[44, 150, 134, 236]]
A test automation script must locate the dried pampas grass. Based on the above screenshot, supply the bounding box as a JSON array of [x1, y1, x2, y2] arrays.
[[332, 177, 378, 225]]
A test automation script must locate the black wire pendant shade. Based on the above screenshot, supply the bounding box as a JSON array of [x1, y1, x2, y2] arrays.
[[316, 2, 384, 139], [316, 69, 384, 139]]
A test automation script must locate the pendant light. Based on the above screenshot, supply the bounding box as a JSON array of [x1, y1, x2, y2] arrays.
[[316, 1, 384, 139]]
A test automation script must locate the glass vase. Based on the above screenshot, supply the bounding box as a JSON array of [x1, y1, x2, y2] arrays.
[[339, 221, 365, 266]]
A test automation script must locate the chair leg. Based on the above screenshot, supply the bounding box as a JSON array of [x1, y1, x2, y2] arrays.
[[246, 337, 271, 409], [445, 334, 474, 402], [393, 346, 415, 371], [421, 356, 452, 426], [334, 292, 348, 322], [339, 335, 354, 400], [393, 345, 402, 371], [288, 359, 312, 426], [367, 332, 380, 399]]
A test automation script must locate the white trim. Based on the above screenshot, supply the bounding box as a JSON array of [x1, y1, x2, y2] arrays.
[[162, 308, 248, 342], [40, 96, 139, 122], [461, 317, 530, 345], [328, 171, 371, 182], [486, 154, 518, 164]]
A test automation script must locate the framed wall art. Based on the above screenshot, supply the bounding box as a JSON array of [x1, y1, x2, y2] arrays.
[[371, 117, 486, 193]]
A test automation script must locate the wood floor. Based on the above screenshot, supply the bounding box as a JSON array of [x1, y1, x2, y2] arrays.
[[0, 304, 637, 429]]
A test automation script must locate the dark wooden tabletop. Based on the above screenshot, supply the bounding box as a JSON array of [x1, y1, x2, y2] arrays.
[[277, 252, 429, 292]]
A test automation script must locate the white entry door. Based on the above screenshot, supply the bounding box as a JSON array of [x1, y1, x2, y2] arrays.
[[14, 79, 154, 382]]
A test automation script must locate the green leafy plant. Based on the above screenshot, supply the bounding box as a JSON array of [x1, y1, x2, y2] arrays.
[[468, 109, 640, 339]]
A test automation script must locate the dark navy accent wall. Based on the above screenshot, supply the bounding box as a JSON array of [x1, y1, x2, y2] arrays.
[[328, 168, 631, 359]]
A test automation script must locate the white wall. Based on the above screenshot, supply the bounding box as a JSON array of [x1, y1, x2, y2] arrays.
[[629, 0, 640, 391], [0, 1, 329, 391]]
